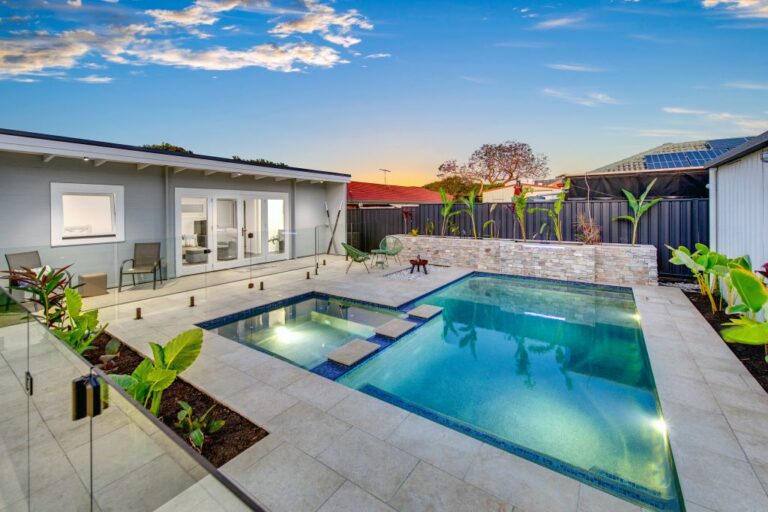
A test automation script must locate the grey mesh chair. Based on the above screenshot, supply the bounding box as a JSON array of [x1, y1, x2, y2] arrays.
[[119, 243, 163, 292], [4, 251, 42, 311]]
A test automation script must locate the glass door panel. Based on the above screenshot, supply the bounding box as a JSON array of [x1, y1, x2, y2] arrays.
[[180, 196, 210, 272], [244, 198, 263, 263], [267, 199, 287, 260], [215, 198, 240, 265]]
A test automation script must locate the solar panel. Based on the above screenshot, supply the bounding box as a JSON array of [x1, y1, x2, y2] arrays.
[[707, 137, 752, 151], [644, 149, 728, 170]]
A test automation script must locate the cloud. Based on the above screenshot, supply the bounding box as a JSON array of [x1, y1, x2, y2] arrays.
[[269, 0, 372, 47], [75, 74, 113, 83], [635, 128, 707, 138], [724, 81, 768, 90], [543, 88, 619, 107], [146, 1, 270, 27], [702, 0, 768, 18], [629, 33, 677, 44], [663, 106, 768, 133], [0, 29, 100, 77], [364, 53, 390, 59], [533, 16, 584, 30], [546, 63, 602, 72]]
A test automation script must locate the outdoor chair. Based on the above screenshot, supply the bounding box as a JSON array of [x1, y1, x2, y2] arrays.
[[119, 242, 163, 292], [4, 250, 72, 311], [371, 236, 404, 265], [341, 243, 371, 274]]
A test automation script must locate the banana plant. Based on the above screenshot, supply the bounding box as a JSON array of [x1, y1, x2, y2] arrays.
[[721, 267, 768, 363], [509, 187, 532, 240], [439, 188, 460, 236], [613, 178, 662, 245], [458, 188, 478, 239], [51, 288, 107, 354], [529, 178, 570, 241], [112, 328, 203, 416]]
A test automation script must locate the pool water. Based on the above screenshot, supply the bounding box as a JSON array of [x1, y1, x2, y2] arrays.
[[211, 296, 404, 369], [337, 275, 681, 510]]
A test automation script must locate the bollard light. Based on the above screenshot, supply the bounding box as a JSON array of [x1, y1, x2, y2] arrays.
[[135, 307, 142, 320], [189, 296, 195, 307]]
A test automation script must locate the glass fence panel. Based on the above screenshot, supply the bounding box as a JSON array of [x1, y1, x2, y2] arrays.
[[0, 290, 30, 511]]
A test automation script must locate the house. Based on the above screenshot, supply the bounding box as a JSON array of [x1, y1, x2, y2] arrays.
[[707, 130, 768, 266], [482, 182, 563, 203], [0, 128, 349, 288], [347, 181, 445, 208], [566, 137, 755, 199]]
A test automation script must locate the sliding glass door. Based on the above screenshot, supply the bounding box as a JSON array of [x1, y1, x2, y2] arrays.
[[175, 189, 289, 276]]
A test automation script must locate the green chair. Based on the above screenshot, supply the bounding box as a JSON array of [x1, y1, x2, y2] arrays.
[[371, 236, 404, 266], [342, 243, 371, 274]]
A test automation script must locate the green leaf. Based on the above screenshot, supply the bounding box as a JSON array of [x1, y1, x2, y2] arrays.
[[612, 215, 636, 223], [146, 368, 177, 393], [694, 243, 709, 254], [726, 303, 750, 315], [162, 329, 203, 373], [722, 318, 768, 345], [189, 429, 204, 449], [149, 342, 166, 368], [208, 420, 225, 433], [638, 197, 661, 215], [638, 178, 657, 205], [132, 358, 154, 381], [178, 400, 191, 411], [729, 268, 768, 313], [622, 189, 638, 212], [110, 374, 137, 392], [64, 288, 82, 319]]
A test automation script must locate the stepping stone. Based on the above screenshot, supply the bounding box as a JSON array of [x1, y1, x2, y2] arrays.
[[375, 318, 418, 340], [407, 304, 443, 320], [327, 339, 380, 367]]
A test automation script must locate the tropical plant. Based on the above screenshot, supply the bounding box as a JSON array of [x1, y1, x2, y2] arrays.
[[613, 179, 662, 245], [482, 203, 499, 238], [509, 187, 532, 240], [112, 329, 203, 416], [98, 338, 122, 372], [410, 228, 419, 236], [439, 188, 460, 236], [721, 267, 768, 363], [575, 213, 601, 245], [1, 266, 72, 327], [174, 400, 225, 452], [458, 188, 479, 238], [529, 178, 570, 241], [51, 288, 107, 354], [425, 219, 436, 236]]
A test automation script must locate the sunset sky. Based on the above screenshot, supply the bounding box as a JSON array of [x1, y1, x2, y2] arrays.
[[1, 0, 767, 185]]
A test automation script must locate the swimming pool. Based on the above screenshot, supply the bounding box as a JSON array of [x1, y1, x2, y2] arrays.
[[203, 293, 404, 369], [338, 275, 681, 511], [201, 275, 681, 510]]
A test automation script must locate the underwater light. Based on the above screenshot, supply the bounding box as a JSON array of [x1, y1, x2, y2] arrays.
[[652, 418, 668, 434], [274, 325, 300, 343], [633, 312, 642, 323]]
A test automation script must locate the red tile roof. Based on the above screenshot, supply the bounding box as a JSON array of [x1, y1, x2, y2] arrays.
[[348, 181, 445, 204]]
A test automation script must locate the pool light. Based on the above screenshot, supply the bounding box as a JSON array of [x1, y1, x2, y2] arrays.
[[274, 325, 300, 343], [652, 418, 668, 434]]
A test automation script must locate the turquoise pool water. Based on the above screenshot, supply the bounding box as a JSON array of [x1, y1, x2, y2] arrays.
[[211, 296, 403, 369], [338, 275, 681, 510]]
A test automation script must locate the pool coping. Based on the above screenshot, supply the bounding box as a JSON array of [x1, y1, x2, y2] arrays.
[[98, 260, 768, 512]]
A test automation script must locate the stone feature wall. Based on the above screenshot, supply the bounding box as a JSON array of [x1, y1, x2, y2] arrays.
[[395, 235, 657, 286]]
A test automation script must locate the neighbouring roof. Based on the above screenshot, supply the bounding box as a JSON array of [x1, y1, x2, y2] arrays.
[[0, 127, 351, 181], [348, 181, 446, 204], [583, 136, 755, 175], [706, 129, 768, 168]]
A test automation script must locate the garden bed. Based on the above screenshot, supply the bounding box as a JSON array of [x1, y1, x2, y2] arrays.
[[684, 290, 768, 394], [84, 333, 268, 467]]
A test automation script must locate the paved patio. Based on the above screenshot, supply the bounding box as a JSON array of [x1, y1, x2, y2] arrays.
[[6, 256, 768, 511]]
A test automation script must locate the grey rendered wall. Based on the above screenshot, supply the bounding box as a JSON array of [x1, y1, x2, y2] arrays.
[[0, 152, 165, 287], [713, 151, 767, 266]]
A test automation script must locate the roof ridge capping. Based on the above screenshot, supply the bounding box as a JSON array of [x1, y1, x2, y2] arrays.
[[706, 130, 768, 168], [0, 127, 351, 178]]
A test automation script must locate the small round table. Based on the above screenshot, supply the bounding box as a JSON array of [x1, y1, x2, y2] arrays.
[[409, 258, 429, 274]]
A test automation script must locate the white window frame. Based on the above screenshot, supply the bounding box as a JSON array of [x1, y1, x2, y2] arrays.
[[51, 183, 125, 247]]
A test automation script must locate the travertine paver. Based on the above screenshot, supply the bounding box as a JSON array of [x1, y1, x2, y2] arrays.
[[327, 339, 380, 366], [375, 318, 418, 339], [407, 304, 443, 320]]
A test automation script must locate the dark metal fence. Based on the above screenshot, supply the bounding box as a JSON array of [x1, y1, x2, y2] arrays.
[[346, 198, 709, 278]]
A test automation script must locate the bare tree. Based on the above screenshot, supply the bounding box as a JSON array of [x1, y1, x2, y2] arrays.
[[437, 142, 549, 196]]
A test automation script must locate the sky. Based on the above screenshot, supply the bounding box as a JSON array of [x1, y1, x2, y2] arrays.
[[0, 0, 767, 185]]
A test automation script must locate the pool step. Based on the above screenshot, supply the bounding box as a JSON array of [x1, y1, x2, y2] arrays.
[[327, 339, 380, 367], [375, 318, 419, 339], [407, 304, 443, 320]]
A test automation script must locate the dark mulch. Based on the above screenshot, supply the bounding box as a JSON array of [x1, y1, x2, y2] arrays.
[[84, 333, 268, 467], [684, 290, 768, 394]]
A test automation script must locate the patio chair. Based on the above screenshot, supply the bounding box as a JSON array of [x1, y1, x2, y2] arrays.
[[3, 251, 42, 311], [341, 243, 371, 274], [119, 242, 163, 292], [371, 236, 404, 265]]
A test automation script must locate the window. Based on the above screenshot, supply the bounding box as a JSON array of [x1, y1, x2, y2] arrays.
[[51, 183, 124, 246]]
